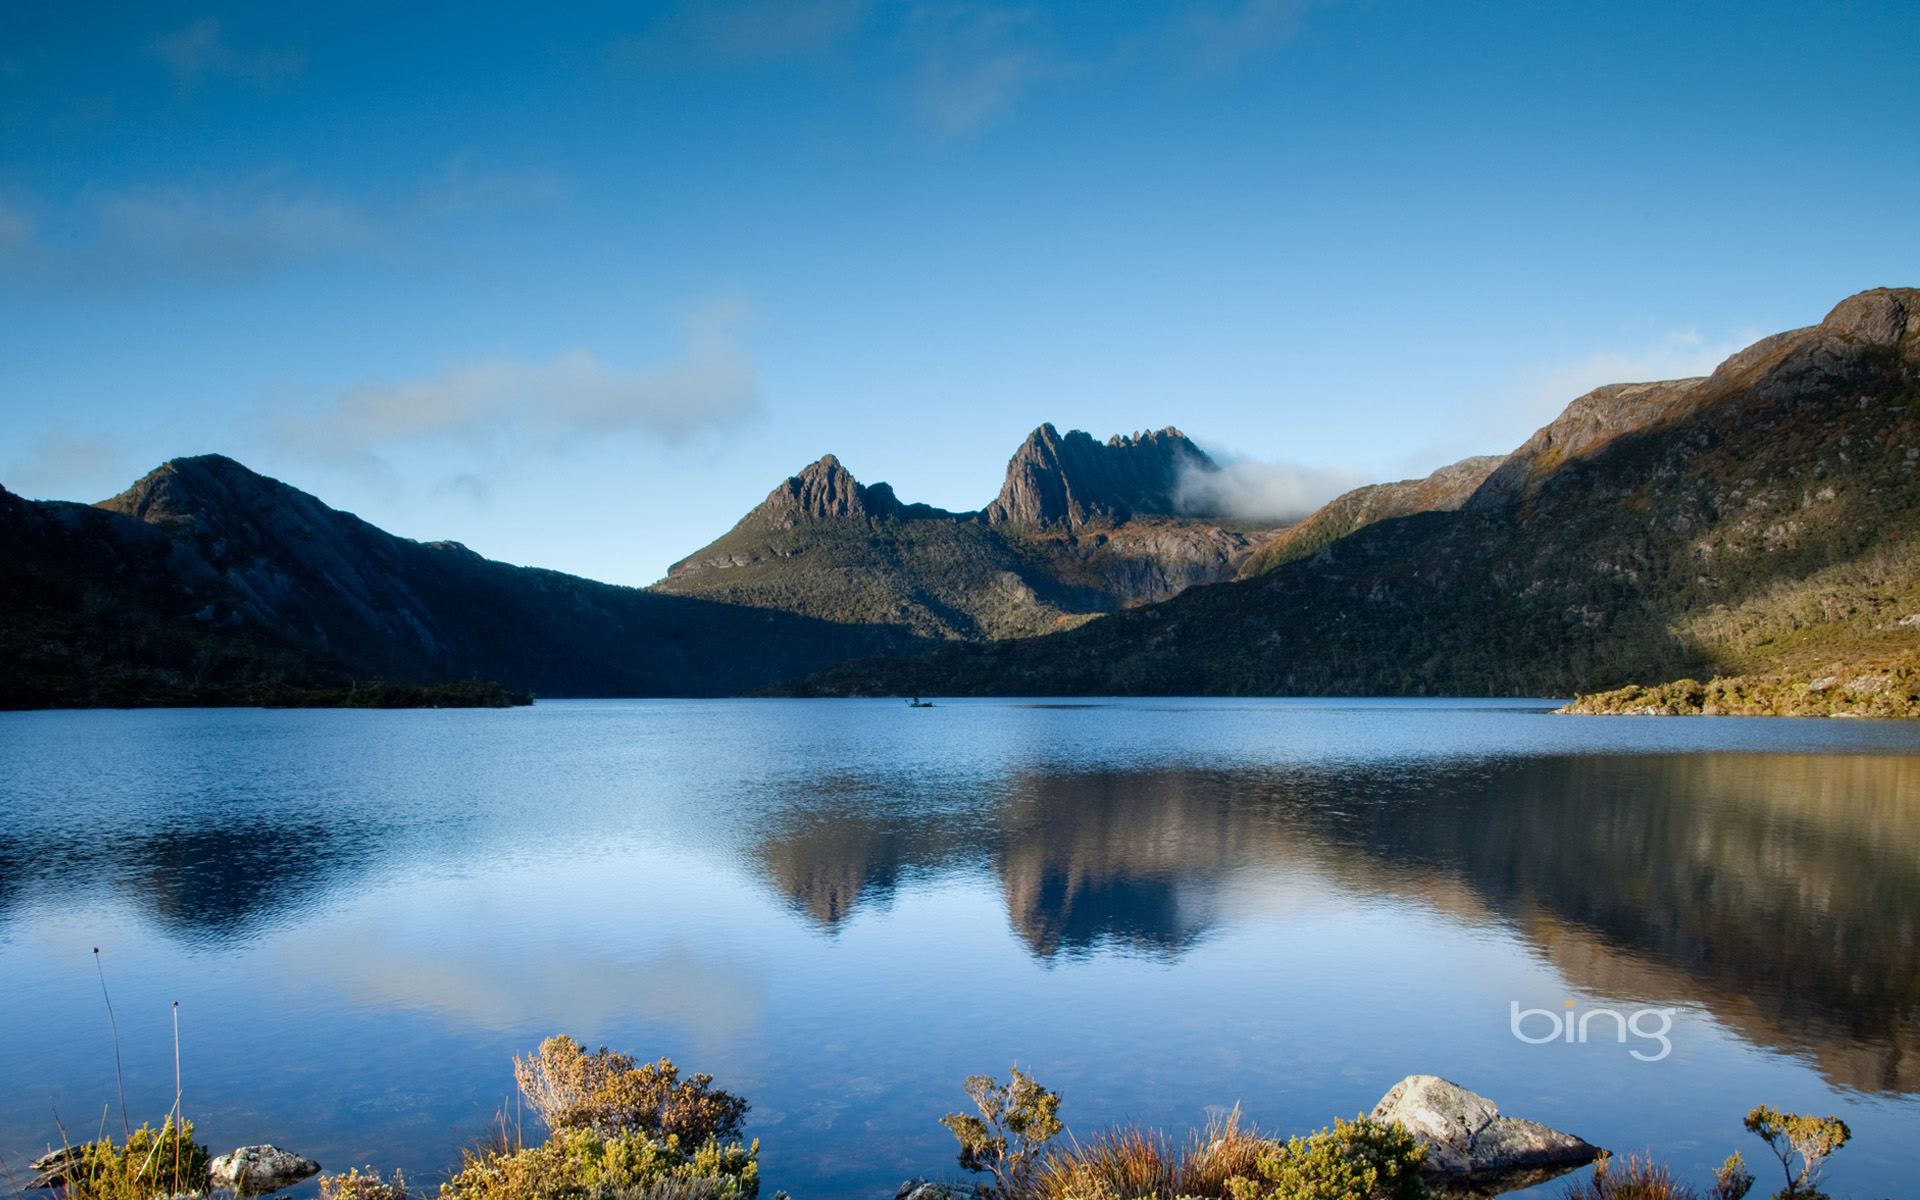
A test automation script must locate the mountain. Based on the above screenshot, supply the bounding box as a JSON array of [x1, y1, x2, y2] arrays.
[[984, 425, 1211, 526], [0, 455, 905, 707], [651, 424, 1285, 640], [1234, 454, 1505, 578], [772, 287, 1920, 697]]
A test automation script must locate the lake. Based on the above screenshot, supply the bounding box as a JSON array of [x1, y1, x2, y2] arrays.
[[2, 699, 1917, 1199]]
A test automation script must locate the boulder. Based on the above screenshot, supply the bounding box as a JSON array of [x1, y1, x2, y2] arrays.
[[1372, 1075, 1600, 1195], [209, 1145, 321, 1196], [894, 1177, 982, 1200]]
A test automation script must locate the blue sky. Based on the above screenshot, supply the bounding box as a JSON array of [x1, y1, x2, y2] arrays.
[[4, 0, 1917, 585]]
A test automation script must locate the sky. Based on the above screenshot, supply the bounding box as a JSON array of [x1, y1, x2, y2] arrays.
[[4, 0, 1918, 586]]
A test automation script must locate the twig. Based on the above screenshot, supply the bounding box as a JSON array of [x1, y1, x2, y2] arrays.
[[93, 949, 131, 1139], [172, 1001, 182, 1194]]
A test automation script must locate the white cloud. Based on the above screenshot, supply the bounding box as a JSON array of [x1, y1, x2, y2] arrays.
[[151, 18, 304, 85], [281, 321, 762, 464], [1511, 327, 1760, 420], [1395, 326, 1765, 477], [1174, 454, 1370, 523], [95, 186, 373, 275]]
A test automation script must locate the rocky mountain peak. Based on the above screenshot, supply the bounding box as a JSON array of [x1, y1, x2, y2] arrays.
[[1822, 287, 1920, 345], [753, 454, 904, 529], [985, 424, 1216, 527]]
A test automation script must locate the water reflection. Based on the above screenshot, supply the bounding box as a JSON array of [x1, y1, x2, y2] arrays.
[[0, 816, 388, 943], [752, 754, 1920, 1093]]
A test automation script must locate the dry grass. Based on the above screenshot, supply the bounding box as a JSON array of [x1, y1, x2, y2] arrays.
[[1031, 1109, 1274, 1200]]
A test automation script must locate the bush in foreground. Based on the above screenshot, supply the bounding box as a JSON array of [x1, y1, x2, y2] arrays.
[[438, 1127, 760, 1200], [512, 1036, 749, 1146], [1221, 1117, 1429, 1200], [45, 1118, 211, 1200], [944, 1071, 1429, 1200]]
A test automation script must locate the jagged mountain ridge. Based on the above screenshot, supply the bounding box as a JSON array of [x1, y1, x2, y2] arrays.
[[985, 425, 1212, 527], [774, 287, 1920, 697], [652, 424, 1281, 640], [1, 455, 913, 706]]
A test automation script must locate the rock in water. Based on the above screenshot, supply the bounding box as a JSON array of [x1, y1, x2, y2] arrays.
[[1372, 1075, 1600, 1194], [209, 1145, 321, 1195], [894, 1177, 981, 1200], [27, 1145, 84, 1189]]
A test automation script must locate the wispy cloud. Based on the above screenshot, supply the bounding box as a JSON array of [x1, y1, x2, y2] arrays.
[[1182, 0, 1334, 72], [416, 159, 568, 216], [151, 18, 305, 86], [626, 0, 869, 60], [1174, 454, 1369, 523], [0, 157, 564, 290], [1396, 326, 1764, 476], [907, 5, 1057, 133], [279, 306, 763, 464], [95, 186, 373, 275], [0, 198, 32, 250], [1517, 328, 1760, 408]]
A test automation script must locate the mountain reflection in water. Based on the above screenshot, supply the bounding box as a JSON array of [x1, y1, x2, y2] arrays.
[[755, 754, 1920, 1093]]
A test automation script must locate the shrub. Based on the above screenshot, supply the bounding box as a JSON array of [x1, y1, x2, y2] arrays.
[[1560, 1149, 1754, 1200], [1564, 1151, 1694, 1200], [51, 1118, 211, 1200], [1031, 1108, 1273, 1200], [320, 1167, 413, 1200], [514, 1037, 749, 1147], [940, 1068, 1064, 1198], [1742, 1107, 1849, 1200], [438, 1127, 760, 1200], [1221, 1116, 1430, 1200], [1709, 1152, 1755, 1200]]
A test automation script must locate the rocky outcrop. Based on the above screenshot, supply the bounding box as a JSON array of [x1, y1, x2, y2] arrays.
[[1557, 654, 1920, 717], [209, 1145, 321, 1196], [747, 455, 942, 530], [1372, 1075, 1600, 1194], [1237, 455, 1505, 578], [894, 1178, 982, 1200], [985, 425, 1215, 528]]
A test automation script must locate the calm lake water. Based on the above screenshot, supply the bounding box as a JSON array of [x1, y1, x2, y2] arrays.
[[3, 699, 1918, 1199]]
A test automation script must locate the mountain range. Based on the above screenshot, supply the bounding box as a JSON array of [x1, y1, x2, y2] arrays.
[[4, 285, 1917, 705]]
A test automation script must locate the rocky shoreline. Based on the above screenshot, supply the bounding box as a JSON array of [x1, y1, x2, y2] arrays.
[[1556, 655, 1920, 718]]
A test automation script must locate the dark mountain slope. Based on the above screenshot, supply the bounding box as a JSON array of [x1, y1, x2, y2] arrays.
[[1235, 454, 1505, 578], [775, 287, 1920, 697], [2, 456, 906, 705], [653, 428, 1284, 640]]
